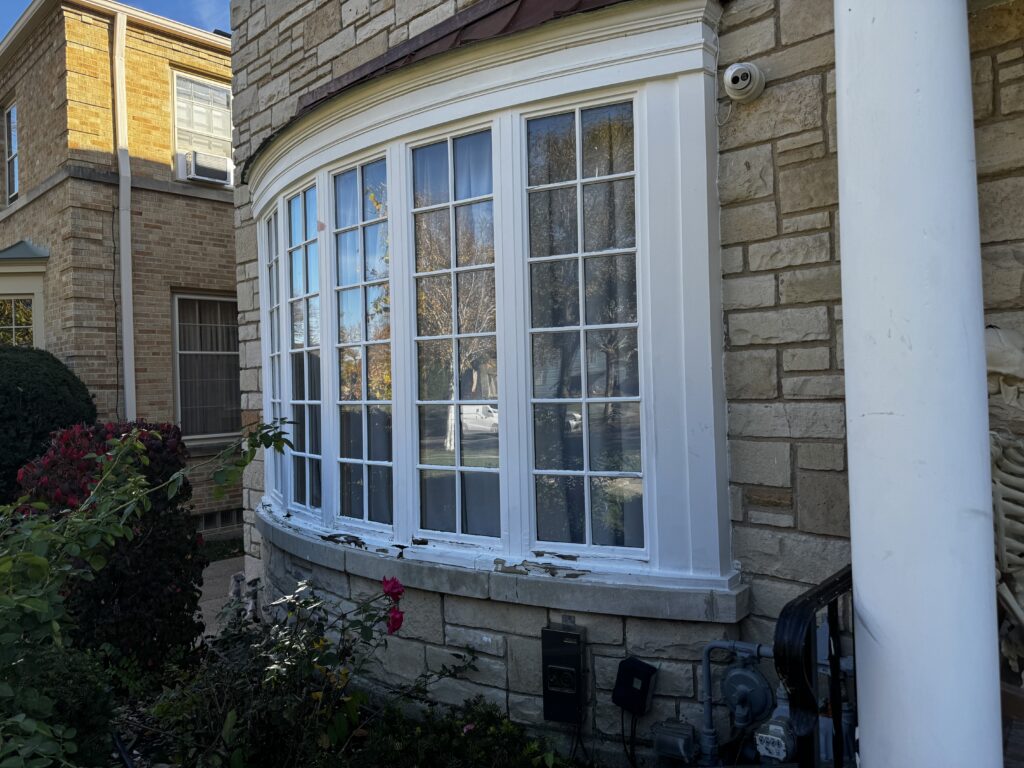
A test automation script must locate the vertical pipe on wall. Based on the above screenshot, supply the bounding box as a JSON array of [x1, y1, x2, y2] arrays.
[[113, 11, 136, 420], [834, 1, 1002, 765]]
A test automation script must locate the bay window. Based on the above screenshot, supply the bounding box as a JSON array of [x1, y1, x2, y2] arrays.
[[253, 1, 731, 584]]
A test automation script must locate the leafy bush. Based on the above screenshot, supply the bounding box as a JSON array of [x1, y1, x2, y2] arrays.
[[0, 347, 95, 501], [18, 421, 206, 678]]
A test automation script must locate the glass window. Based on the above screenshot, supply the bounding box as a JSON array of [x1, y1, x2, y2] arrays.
[[5, 105, 18, 203], [174, 74, 232, 161], [267, 212, 285, 496], [0, 296, 32, 347], [175, 296, 241, 437], [527, 102, 643, 549]]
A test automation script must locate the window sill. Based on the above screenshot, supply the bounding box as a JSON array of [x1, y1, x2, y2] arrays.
[[254, 505, 749, 623]]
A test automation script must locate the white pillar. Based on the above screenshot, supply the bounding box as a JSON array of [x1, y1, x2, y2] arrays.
[[834, 2, 1002, 766]]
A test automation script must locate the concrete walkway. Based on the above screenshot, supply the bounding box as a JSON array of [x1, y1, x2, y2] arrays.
[[199, 555, 244, 635]]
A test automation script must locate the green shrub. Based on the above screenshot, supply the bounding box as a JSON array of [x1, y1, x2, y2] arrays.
[[0, 346, 95, 501], [18, 421, 205, 681]]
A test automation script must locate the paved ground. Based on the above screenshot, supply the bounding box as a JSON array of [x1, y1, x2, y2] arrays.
[[199, 555, 244, 635]]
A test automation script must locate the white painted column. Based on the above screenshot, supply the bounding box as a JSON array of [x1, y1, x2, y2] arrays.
[[834, 2, 1002, 766]]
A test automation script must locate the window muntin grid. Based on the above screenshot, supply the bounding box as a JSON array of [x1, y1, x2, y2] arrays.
[[267, 211, 285, 497], [0, 296, 31, 346], [333, 158, 394, 526], [412, 129, 500, 538], [175, 296, 241, 437], [175, 74, 232, 159], [526, 101, 644, 550], [287, 186, 322, 512]]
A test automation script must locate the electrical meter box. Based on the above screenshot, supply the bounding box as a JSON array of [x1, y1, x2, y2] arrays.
[[541, 625, 586, 723]]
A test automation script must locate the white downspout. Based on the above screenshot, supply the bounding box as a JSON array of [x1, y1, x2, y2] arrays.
[[112, 12, 136, 420]]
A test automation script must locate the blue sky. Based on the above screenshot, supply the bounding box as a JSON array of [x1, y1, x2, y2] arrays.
[[0, 0, 231, 40]]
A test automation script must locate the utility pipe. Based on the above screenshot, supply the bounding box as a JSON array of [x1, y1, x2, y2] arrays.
[[112, 12, 136, 420], [835, 1, 1002, 765]]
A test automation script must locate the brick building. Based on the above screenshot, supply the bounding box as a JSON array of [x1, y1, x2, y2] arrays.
[[229, 0, 1021, 764], [0, 0, 241, 528]]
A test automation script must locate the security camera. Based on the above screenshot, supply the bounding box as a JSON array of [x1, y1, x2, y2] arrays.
[[723, 62, 765, 103]]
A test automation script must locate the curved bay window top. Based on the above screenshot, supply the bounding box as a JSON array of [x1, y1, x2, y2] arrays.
[[255, 0, 735, 586]]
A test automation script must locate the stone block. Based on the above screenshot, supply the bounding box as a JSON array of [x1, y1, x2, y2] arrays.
[[781, 374, 845, 399], [721, 0, 775, 31], [719, 144, 774, 204], [372, 636, 426, 687], [748, 232, 831, 271], [796, 442, 845, 471], [427, 645, 507, 688], [304, 0, 341, 48], [728, 401, 846, 438], [746, 486, 792, 509], [624, 619, 739, 660], [1001, 62, 1024, 82], [1003, 81, 1024, 114], [982, 244, 1024, 308], [782, 346, 830, 371], [596, 696, 677, 738], [394, 588, 444, 644], [720, 76, 822, 150], [507, 636, 543, 694], [797, 471, 849, 536], [547, 610, 623, 644], [980, 177, 1024, 242], [748, 509, 794, 527], [729, 307, 830, 345], [976, 115, 1024, 174], [778, 157, 838, 214], [749, 576, 811, 619], [729, 440, 791, 488], [444, 625, 507, 657], [778, 265, 841, 304], [444, 596, 547, 636], [782, 211, 830, 234], [508, 693, 544, 724], [973, 56, 994, 119], [732, 526, 850, 583], [427, 677, 507, 710], [723, 274, 776, 309], [754, 34, 834, 83], [969, 2, 1024, 51], [720, 17, 776, 65], [780, 0, 833, 44], [722, 246, 745, 274], [725, 349, 778, 399], [730, 484, 745, 521], [721, 201, 778, 245]]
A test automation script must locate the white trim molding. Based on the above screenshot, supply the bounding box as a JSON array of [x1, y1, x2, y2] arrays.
[[249, 1, 735, 594]]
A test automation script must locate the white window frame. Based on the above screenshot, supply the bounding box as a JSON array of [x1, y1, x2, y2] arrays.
[[172, 70, 234, 185], [5, 103, 18, 204], [0, 266, 44, 347], [252, 0, 731, 587], [171, 293, 242, 444]]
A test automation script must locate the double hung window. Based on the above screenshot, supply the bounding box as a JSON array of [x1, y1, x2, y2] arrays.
[[5, 104, 17, 204], [174, 296, 241, 439]]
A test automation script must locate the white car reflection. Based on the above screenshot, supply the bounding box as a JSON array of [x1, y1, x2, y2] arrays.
[[461, 404, 499, 434], [564, 410, 583, 432]]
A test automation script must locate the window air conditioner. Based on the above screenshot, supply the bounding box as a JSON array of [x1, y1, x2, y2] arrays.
[[185, 151, 233, 185]]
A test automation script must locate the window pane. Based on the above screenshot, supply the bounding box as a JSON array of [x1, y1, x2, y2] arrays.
[[306, 296, 321, 347], [338, 288, 362, 343], [420, 470, 456, 532], [527, 112, 576, 186], [533, 404, 583, 471], [291, 353, 305, 399], [293, 456, 307, 504], [453, 130, 492, 200], [535, 475, 585, 544], [456, 269, 495, 334], [362, 158, 388, 220], [291, 250, 304, 296], [583, 179, 635, 252], [289, 196, 303, 247], [340, 462, 364, 518], [459, 336, 498, 400], [581, 102, 634, 178], [419, 405, 455, 465], [418, 339, 453, 401], [413, 141, 449, 208], [304, 187, 318, 241], [461, 472, 500, 537], [368, 465, 393, 524], [415, 209, 451, 273], [366, 344, 391, 400], [0, 329, 12, 346], [308, 404, 321, 454], [584, 254, 637, 325], [293, 404, 306, 451], [455, 201, 494, 267], [363, 222, 389, 280], [335, 170, 359, 229], [367, 405, 392, 462], [531, 259, 579, 328], [417, 274, 452, 337], [461, 405, 499, 468], [0, 299, 11, 324], [529, 187, 578, 257], [365, 284, 390, 341], [532, 331, 581, 398], [291, 301, 305, 348], [588, 402, 641, 472], [591, 477, 643, 548], [340, 405, 363, 459], [7, 106, 17, 153], [339, 347, 362, 401], [306, 242, 319, 294], [337, 230, 360, 286], [307, 349, 321, 401], [586, 329, 639, 397]]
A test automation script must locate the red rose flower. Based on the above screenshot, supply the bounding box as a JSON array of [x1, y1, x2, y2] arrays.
[[386, 606, 404, 635], [381, 576, 404, 602]]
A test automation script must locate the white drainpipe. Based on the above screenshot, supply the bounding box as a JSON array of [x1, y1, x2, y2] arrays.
[[112, 12, 136, 420], [835, 1, 1002, 765]]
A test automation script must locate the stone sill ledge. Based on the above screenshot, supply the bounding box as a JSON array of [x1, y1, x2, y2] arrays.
[[255, 509, 749, 623]]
